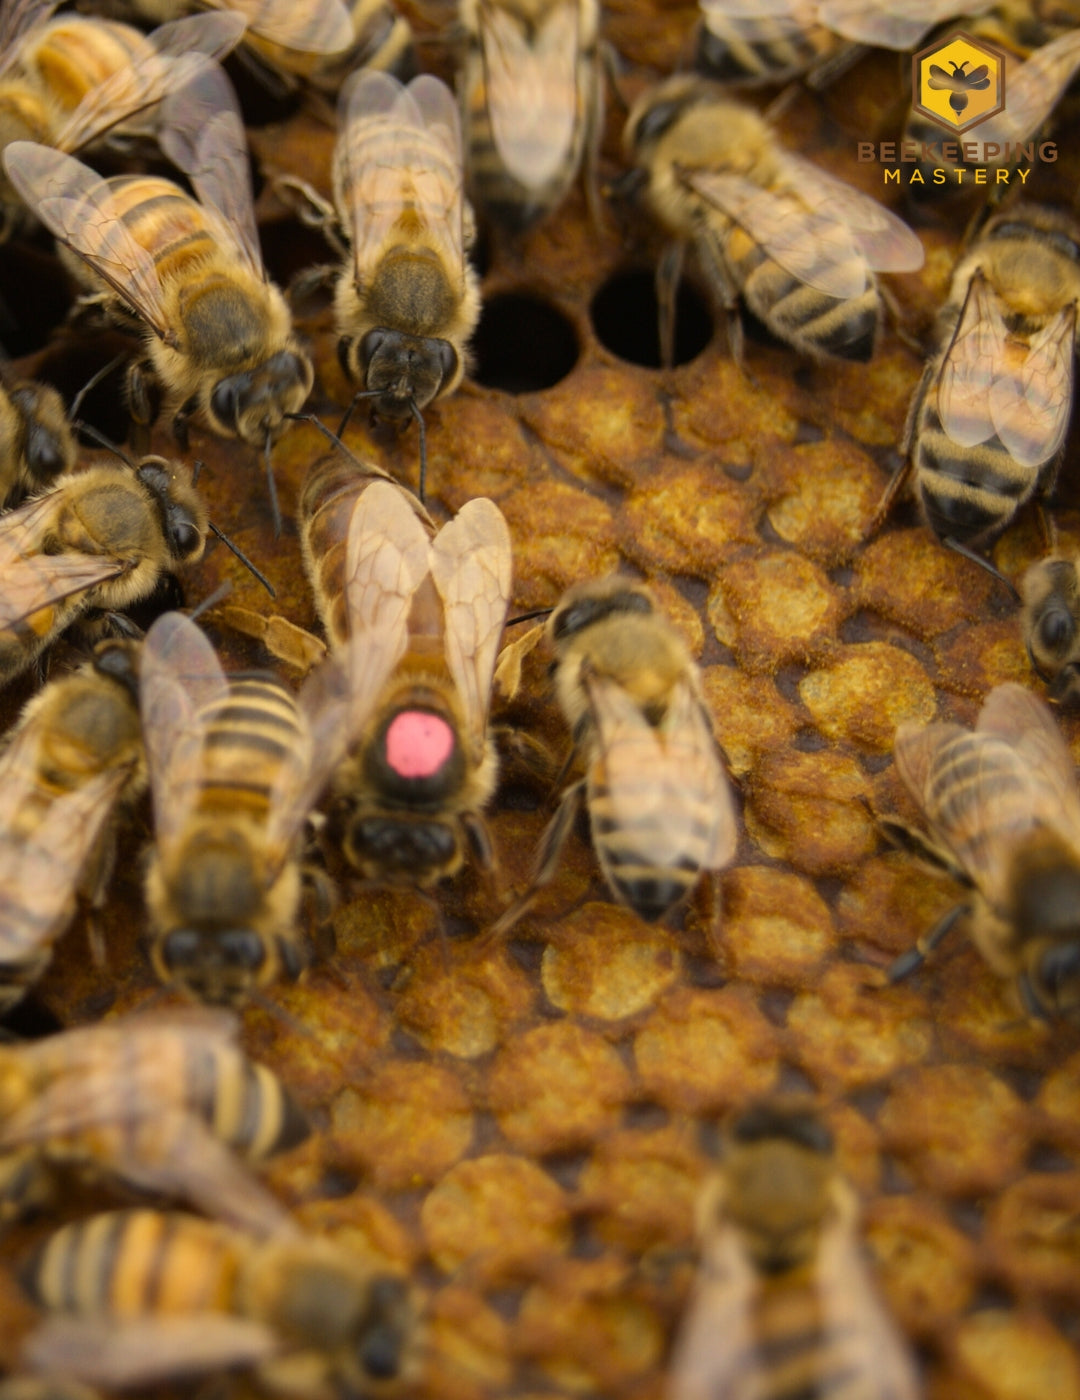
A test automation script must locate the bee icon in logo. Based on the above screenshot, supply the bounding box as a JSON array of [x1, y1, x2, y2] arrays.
[[928, 58, 991, 117]]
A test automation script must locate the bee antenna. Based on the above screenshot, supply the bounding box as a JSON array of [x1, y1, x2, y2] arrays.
[[70, 418, 133, 467], [207, 520, 277, 599], [263, 426, 282, 539], [943, 536, 1021, 603], [408, 397, 427, 503], [68, 352, 128, 424], [189, 578, 235, 623], [284, 411, 363, 468], [507, 607, 553, 626], [335, 388, 382, 439]]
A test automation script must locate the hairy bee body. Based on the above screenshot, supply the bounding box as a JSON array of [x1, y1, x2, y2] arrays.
[[246, 0, 415, 92], [19, 1208, 416, 1396], [673, 1101, 918, 1400], [903, 205, 1080, 545], [459, 0, 600, 232], [1021, 554, 1080, 701], [694, 2, 837, 86], [621, 77, 923, 366], [0, 642, 144, 1009], [0, 1010, 307, 1234], [0, 376, 76, 509]]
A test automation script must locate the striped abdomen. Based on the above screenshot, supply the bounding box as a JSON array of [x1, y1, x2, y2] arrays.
[[192, 675, 304, 828], [695, 15, 834, 85], [299, 455, 371, 650], [923, 730, 1033, 872], [22, 1210, 243, 1318], [28, 18, 158, 117]]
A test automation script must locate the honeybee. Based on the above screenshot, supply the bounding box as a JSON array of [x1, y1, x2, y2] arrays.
[[619, 77, 924, 369], [0, 640, 144, 1010], [0, 455, 206, 687], [1021, 554, 1080, 702], [0, 372, 75, 509], [882, 682, 1080, 1019], [300, 470, 510, 887], [878, 204, 1080, 549], [2, 75, 314, 494], [244, 0, 416, 94], [332, 70, 480, 437], [0, 1008, 307, 1238], [458, 0, 602, 233], [673, 1099, 919, 1400], [141, 611, 350, 1005], [496, 576, 737, 928], [17, 1208, 417, 1398], [102, 0, 354, 58], [0, 4, 246, 233]]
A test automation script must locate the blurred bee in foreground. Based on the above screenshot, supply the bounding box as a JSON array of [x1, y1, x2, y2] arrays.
[[694, 0, 1002, 88], [876, 204, 1080, 551], [330, 71, 480, 481], [1021, 554, 1080, 703], [458, 0, 602, 233], [88, 0, 354, 59], [0, 370, 76, 509], [882, 682, 1080, 1020], [0, 3, 246, 235], [0, 1008, 306, 1238], [302, 469, 512, 888], [17, 1208, 418, 1398], [3, 66, 313, 530], [494, 575, 737, 929], [243, 0, 415, 95], [618, 77, 924, 368], [0, 640, 144, 1011], [672, 1099, 919, 1400], [0, 455, 206, 688], [141, 611, 349, 1006]]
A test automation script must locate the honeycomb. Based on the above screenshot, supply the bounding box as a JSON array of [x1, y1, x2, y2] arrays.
[[1, 6, 1080, 1399]]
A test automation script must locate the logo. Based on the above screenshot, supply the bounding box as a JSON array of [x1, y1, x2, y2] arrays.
[[911, 32, 1006, 134]]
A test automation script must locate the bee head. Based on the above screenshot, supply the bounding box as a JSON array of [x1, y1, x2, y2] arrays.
[[341, 329, 458, 422], [207, 348, 314, 444], [9, 381, 76, 490], [135, 457, 207, 564]]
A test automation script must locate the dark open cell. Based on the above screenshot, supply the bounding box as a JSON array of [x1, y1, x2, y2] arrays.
[[31, 333, 136, 447], [470, 292, 579, 393], [0, 239, 74, 358], [590, 268, 712, 368]]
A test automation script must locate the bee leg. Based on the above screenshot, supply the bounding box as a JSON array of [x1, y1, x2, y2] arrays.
[[877, 815, 969, 884], [210, 604, 326, 673], [942, 537, 1020, 603], [273, 175, 348, 260], [877, 281, 923, 356], [126, 359, 160, 455], [868, 456, 913, 539], [482, 780, 584, 942], [887, 901, 969, 984], [656, 242, 686, 370], [172, 399, 197, 456], [302, 860, 339, 964]]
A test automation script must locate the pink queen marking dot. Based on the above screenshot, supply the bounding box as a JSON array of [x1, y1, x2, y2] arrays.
[[385, 710, 455, 779]]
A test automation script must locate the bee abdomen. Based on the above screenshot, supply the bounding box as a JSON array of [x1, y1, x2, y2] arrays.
[[743, 259, 877, 361], [197, 679, 303, 814], [914, 411, 1040, 542], [200, 1050, 310, 1160], [695, 21, 826, 85]]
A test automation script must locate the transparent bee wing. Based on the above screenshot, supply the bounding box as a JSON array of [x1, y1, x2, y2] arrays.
[[972, 29, 1080, 147], [481, 0, 581, 190], [669, 1212, 759, 1400], [342, 479, 432, 740], [219, 0, 352, 53], [140, 612, 230, 859], [938, 273, 1006, 448], [699, 0, 818, 40], [2, 142, 175, 346], [976, 683, 1080, 841], [0, 0, 57, 80], [0, 554, 126, 633], [780, 154, 924, 272], [53, 12, 247, 155], [23, 1314, 279, 1391], [264, 654, 352, 857], [994, 304, 1075, 469], [429, 497, 512, 755], [817, 0, 987, 50], [337, 71, 466, 289], [158, 62, 264, 280]]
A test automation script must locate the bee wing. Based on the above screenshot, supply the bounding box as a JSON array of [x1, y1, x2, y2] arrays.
[[480, 0, 581, 190], [937, 273, 1005, 448], [52, 12, 247, 155], [976, 683, 1080, 837], [995, 303, 1075, 469], [216, 0, 352, 53], [264, 655, 352, 857], [2, 142, 175, 346], [698, 0, 818, 42], [778, 154, 924, 273], [0, 0, 57, 79], [337, 71, 466, 287], [23, 1315, 279, 1391], [429, 498, 512, 754], [816, 1194, 922, 1400], [140, 612, 230, 858], [158, 62, 264, 281], [342, 479, 432, 738], [973, 29, 1080, 146], [0, 555, 127, 632], [669, 1221, 759, 1400], [586, 674, 738, 876], [817, 0, 978, 50]]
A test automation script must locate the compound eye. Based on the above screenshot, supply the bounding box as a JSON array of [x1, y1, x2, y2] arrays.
[[162, 929, 200, 971], [173, 519, 200, 557], [337, 335, 354, 379], [358, 329, 387, 374], [220, 929, 266, 971], [434, 340, 458, 388], [1040, 605, 1075, 654], [210, 377, 241, 430]]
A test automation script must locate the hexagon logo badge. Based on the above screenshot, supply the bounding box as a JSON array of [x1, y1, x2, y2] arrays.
[[911, 31, 1006, 134]]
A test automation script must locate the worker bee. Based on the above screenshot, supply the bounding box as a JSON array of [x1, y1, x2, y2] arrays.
[[0, 640, 144, 1010], [458, 0, 602, 233], [0, 455, 206, 687], [141, 611, 350, 1006], [882, 682, 1080, 1020], [672, 1099, 919, 1400], [244, 0, 416, 95], [299, 469, 510, 887], [0, 4, 246, 234], [0, 372, 75, 509], [496, 576, 738, 928], [332, 70, 480, 437], [878, 204, 1080, 549], [100, 0, 354, 60], [2, 75, 314, 507], [619, 76, 924, 368], [0, 1008, 307, 1238], [1021, 554, 1080, 703], [17, 1208, 417, 1397]]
